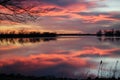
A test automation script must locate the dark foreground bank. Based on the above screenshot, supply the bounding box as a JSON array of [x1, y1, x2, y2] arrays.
[[0, 73, 120, 80]]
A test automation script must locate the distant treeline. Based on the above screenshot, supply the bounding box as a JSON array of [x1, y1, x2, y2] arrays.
[[0, 31, 57, 38], [97, 29, 120, 37], [1, 29, 120, 38]]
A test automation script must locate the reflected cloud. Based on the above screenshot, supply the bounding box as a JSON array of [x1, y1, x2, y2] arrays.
[[0, 45, 120, 77], [0, 52, 89, 77]]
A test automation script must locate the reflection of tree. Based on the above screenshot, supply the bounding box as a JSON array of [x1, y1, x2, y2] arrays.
[[98, 37, 120, 42], [0, 38, 56, 45]]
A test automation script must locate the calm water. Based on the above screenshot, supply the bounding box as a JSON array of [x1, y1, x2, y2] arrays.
[[0, 36, 120, 78]]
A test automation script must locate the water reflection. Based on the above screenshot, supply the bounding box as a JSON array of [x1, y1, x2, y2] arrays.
[[0, 37, 120, 79], [0, 37, 120, 46], [98, 37, 120, 42], [0, 38, 56, 45]]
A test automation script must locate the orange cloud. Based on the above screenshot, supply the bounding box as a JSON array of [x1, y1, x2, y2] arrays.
[[0, 20, 18, 25], [69, 13, 119, 23], [81, 15, 117, 23], [0, 5, 13, 14], [29, 1, 95, 17]]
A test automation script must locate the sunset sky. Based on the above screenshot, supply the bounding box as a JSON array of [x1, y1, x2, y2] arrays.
[[0, 0, 120, 33]]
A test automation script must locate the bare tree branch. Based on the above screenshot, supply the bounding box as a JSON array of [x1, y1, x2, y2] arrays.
[[0, 0, 56, 23], [0, 0, 37, 23]]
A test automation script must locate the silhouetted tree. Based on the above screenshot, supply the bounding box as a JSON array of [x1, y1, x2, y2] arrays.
[[115, 30, 120, 36], [96, 30, 102, 36], [0, 30, 57, 38], [97, 29, 120, 37]]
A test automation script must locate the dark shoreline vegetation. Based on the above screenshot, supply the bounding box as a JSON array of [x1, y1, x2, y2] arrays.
[[0, 73, 120, 80], [0, 31, 58, 38], [0, 31, 95, 38], [0, 37, 120, 45], [96, 29, 120, 37], [0, 29, 120, 38]]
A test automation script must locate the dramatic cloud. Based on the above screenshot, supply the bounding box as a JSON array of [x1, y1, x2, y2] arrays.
[[0, 0, 120, 34]]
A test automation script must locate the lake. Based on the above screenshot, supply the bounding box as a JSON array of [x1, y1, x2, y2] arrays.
[[0, 36, 120, 79]]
